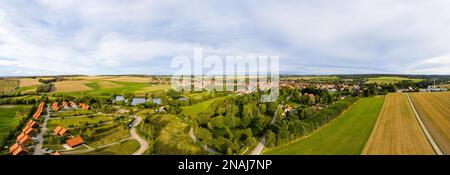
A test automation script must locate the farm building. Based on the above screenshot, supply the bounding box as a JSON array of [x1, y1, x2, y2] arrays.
[[67, 136, 84, 148]]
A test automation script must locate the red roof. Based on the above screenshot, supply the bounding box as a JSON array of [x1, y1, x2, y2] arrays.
[[12, 146, 28, 155], [18, 134, 32, 144], [9, 143, 19, 153], [67, 136, 84, 148]]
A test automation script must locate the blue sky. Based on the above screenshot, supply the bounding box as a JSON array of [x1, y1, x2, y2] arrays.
[[0, 0, 450, 76]]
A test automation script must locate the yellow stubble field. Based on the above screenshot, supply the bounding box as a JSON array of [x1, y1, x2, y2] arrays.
[[362, 93, 435, 155], [409, 92, 450, 154], [52, 80, 93, 92]]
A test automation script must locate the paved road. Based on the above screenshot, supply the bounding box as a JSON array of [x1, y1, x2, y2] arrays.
[[130, 117, 149, 155], [33, 105, 50, 155], [250, 104, 282, 155]]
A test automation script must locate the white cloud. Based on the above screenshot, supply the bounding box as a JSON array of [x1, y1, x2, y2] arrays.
[[0, 0, 449, 75]]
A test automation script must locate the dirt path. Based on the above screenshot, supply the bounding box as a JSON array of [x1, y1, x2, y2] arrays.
[[130, 117, 149, 155], [250, 104, 282, 155]]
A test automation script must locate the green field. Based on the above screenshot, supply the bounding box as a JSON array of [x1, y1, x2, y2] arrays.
[[0, 105, 32, 139], [365, 76, 423, 84], [181, 97, 225, 117], [265, 96, 385, 155], [51, 81, 170, 97], [47, 115, 114, 128], [83, 140, 140, 155]]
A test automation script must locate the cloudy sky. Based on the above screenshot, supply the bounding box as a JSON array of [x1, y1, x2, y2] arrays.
[[1, 0, 450, 76]]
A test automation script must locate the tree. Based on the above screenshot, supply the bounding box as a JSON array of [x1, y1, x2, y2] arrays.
[[211, 115, 225, 129]]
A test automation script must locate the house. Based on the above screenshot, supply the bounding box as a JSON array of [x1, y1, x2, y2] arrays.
[[53, 126, 68, 136], [58, 128, 68, 136], [52, 102, 59, 111], [27, 120, 37, 128], [17, 134, 32, 145], [67, 136, 84, 148], [23, 126, 36, 135], [11, 145, 29, 155], [69, 101, 78, 108], [9, 143, 20, 153], [53, 126, 63, 134], [62, 101, 69, 108], [79, 103, 90, 110], [16, 133, 26, 142]]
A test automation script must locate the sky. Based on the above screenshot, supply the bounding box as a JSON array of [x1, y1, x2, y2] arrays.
[[1, 0, 450, 76]]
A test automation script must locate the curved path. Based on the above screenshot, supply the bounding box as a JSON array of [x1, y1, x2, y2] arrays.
[[130, 116, 149, 155]]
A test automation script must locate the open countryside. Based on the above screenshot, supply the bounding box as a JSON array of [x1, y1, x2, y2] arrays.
[[1, 74, 449, 155]]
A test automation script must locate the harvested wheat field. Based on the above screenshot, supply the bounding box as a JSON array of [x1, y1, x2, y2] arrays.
[[409, 92, 450, 154], [18, 78, 41, 87], [103, 76, 151, 83], [363, 93, 435, 155], [53, 80, 93, 92]]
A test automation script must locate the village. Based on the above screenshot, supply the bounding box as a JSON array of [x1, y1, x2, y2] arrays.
[[9, 101, 91, 155]]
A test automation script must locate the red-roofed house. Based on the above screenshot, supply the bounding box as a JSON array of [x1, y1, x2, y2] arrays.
[[67, 136, 84, 148]]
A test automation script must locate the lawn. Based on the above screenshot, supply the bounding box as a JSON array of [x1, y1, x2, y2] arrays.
[[83, 140, 140, 155], [365, 76, 423, 84], [265, 96, 385, 155]]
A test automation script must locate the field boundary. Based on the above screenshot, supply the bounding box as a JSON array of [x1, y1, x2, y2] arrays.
[[361, 95, 387, 154], [406, 93, 443, 155]]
